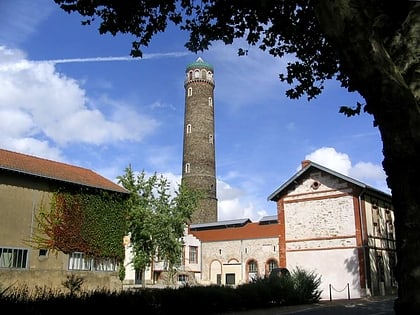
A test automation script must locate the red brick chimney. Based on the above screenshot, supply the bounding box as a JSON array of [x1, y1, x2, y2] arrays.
[[301, 160, 311, 169]]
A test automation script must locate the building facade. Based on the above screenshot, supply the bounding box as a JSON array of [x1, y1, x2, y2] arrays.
[[189, 217, 280, 286], [0, 149, 129, 292], [268, 160, 396, 299]]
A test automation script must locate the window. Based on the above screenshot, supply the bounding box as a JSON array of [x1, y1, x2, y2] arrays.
[[194, 70, 200, 78], [208, 97, 213, 107], [189, 246, 198, 264], [226, 273, 235, 285], [187, 87, 192, 96], [267, 259, 278, 273], [248, 260, 258, 282], [68, 252, 91, 271], [178, 274, 189, 282], [185, 163, 190, 173], [248, 260, 257, 273], [68, 252, 117, 271], [0, 247, 28, 269], [94, 258, 117, 271], [209, 134, 213, 144], [186, 124, 192, 134]]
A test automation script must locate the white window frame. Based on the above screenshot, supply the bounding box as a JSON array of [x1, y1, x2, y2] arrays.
[[68, 252, 117, 271], [0, 247, 28, 269]]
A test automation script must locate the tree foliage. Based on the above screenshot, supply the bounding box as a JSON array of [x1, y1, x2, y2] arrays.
[[54, 0, 420, 312], [117, 165, 202, 276]]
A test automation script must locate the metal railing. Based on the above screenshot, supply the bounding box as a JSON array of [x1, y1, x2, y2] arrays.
[[329, 283, 350, 301]]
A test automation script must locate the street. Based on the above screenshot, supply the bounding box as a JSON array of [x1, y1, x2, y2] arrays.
[[225, 296, 396, 315]]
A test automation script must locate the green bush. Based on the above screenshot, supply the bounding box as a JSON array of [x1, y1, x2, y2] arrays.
[[275, 266, 322, 305], [0, 267, 322, 314]]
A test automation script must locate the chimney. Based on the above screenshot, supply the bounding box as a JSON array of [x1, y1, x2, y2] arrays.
[[301, 160, 311, 169]]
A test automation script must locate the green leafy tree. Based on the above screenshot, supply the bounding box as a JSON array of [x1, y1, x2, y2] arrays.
[[117, 165, 202, 284], [54, 1, 419, 312]]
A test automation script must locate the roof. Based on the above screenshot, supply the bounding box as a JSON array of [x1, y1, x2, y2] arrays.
[[0, 148, 129, 194], [186, 57, 214, 72], [267, 160, 391, 202], [189, 218, 251, 231], [189, 218, 279, 242]]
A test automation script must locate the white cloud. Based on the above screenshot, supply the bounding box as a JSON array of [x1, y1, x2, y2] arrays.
[[0, 46, 159, 156], [216, 180, 270, 222], [304, 147, 352, 175], [304, 147, 389, 192]]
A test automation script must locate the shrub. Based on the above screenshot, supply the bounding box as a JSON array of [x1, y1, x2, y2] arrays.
[[276, 266, 322, 305]]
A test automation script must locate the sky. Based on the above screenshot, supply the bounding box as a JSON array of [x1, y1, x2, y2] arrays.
[[0, 0, 389, 222]]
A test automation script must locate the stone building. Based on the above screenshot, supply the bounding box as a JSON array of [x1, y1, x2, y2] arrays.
[[268, 160, 396, 299], [188, 216, 280, 286]]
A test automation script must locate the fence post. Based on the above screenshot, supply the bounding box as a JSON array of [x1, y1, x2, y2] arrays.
[[347, 283, 350, 300], [329, 284, 332, 301]]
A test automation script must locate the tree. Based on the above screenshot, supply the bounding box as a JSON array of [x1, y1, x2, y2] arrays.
[[117, 165, 202, 285], [54, 0, 419, 312]]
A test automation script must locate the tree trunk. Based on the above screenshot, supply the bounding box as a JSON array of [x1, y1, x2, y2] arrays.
[[315, 1, 420, 313]]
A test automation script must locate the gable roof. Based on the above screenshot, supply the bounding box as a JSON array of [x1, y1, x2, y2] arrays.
[[0, 148, 129, 194], [267, 160, 391, 202], [189, 217, 279, 242]]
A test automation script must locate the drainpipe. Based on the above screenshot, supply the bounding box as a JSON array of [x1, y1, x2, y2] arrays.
[[358, 187, 369, 296], [241, 239, 243, 284]]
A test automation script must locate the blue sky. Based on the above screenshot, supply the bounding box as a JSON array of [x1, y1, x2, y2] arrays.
[[0, 0, 389, 221]]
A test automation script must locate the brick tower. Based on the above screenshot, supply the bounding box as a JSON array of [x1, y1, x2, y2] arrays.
[[182, 57, 218, 224]]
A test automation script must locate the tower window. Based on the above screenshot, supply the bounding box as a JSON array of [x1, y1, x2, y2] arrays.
[[187, 87, 192, 97], [186, 124, 192, 134], [209, 134, 213, 144], [188, 71, 193, 80], [201, 69, 206, 78], [208, 97, 213, 107], [185, 163, 190, 173], [194, 70, 200, 78]]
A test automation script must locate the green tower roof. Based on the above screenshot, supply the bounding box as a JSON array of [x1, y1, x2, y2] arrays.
[[186, 57, 213, 72]]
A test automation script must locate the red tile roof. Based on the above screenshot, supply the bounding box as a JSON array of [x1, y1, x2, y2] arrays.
[[190, 221, 279, 242], [0, 148, 128, 194]]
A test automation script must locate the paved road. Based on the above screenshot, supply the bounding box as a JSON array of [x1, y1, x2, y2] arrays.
[[224, 296, 396, 315]]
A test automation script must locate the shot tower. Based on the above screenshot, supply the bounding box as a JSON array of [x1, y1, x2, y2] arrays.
[[182, 57, 218, 224]]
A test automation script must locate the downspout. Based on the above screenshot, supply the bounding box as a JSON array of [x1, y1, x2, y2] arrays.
[[358, 187, 369, 296], [240, 239, 243, 284]]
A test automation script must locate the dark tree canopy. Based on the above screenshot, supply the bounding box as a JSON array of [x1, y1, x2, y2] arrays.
[[54, 0, 420, 313]]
